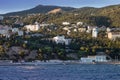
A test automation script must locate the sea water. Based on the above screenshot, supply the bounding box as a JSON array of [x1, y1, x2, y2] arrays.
[[0, 64, 120, 80]]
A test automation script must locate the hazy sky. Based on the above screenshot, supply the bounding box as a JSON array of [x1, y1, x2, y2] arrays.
[[0, 0, 120, 14]]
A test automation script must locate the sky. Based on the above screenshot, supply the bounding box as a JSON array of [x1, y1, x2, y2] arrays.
[[0, 0, 120, 14]]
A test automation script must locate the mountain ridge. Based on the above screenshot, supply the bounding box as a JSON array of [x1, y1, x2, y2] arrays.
[[2, 4, 120, 16], [3, 5, 76, 16]]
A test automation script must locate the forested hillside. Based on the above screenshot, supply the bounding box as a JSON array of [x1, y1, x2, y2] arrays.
[[2, 4, 120, 27]]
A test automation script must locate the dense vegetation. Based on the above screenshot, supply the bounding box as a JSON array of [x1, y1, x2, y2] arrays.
[[0, 29, 120, 61], [2, 4, 120, 27]]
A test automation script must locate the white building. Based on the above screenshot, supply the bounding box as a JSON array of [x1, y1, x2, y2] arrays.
[[63, 27, 69, 31], [24, 22, 40, 31], [95, 55, 107, 62], [81, 57, 94, 63], [108, 32, 120, 40], [106, 27, 120, 40], [81, 55, 108, 63], [53, 35, 71, 45], [106, 27, 111, 32], [77, 22, 83, 26], [78, 27, 86, 32], [67, 30, 71, 35], [62, 22, 70, 26], [92, 28, 98, 38], [0, 25, 12, 37]]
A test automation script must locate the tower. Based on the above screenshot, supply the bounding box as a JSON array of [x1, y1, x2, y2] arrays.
[[35, 22, 40, 31], [92, 28, 98, 38]]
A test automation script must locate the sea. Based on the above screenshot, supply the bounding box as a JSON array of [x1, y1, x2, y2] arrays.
[[0, 64, 120, 80]]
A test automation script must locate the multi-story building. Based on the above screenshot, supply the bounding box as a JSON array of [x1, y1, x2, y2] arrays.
[[108, 32, 120, 40], [92, 28, 98, 38], [53, 35, 71, 45], [24, 22, 40, 31]]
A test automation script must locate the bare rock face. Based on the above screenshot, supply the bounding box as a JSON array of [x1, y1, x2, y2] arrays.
[[25, 50, 38, 60], [7, 46, 28, 55], [6, 46, 29, 59], [48, 8, 62, 14]]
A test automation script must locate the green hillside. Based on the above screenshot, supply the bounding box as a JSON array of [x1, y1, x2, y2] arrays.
[[2, 4, 120, 27]]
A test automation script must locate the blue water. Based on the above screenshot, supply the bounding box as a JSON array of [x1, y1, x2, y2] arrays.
[[0, 64, 120, 80]]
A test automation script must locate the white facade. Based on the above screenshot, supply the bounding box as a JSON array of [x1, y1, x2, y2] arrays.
[[78, 28, 86, 32], [62, 22, 70, 26], [92, 28, 98, 38], [95, 55, 107, 62], [67, 30, 71, 35], [81, 58, 94, 63], [53, 35, 71, 45], [63, 27, 69, 31], [77, 22, 83, 26], [24, 22, 40, 31], [81, 55, 107, 63], [74, 29, 77, 32], [108, 32, 120, 40], [106, 27, 111, 32]]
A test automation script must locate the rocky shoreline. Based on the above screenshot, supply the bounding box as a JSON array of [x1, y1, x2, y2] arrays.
[[0, 60, 120, 66]]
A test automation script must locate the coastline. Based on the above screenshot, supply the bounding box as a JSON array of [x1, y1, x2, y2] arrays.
[[0, 60, 120, 66]]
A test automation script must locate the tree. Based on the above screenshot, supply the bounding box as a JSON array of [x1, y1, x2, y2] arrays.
[[0, 45, 5, 59], [37, 48, 43, 60], [19, 50, 25, 60]]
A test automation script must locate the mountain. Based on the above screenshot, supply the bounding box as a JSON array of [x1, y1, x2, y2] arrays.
[[2, 4, 120, 27], [3, 5, 75, 16], [45, 4, 120, 27]]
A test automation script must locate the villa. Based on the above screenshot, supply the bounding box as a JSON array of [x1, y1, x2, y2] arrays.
[[53, 35, 71, 45], [107, 31, 120, 40], [24, 22, 40, 31]]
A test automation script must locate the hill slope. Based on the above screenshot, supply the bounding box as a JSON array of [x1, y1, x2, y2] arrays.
[[46, 5, 120, 27], [2, 4, 120, 27]]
